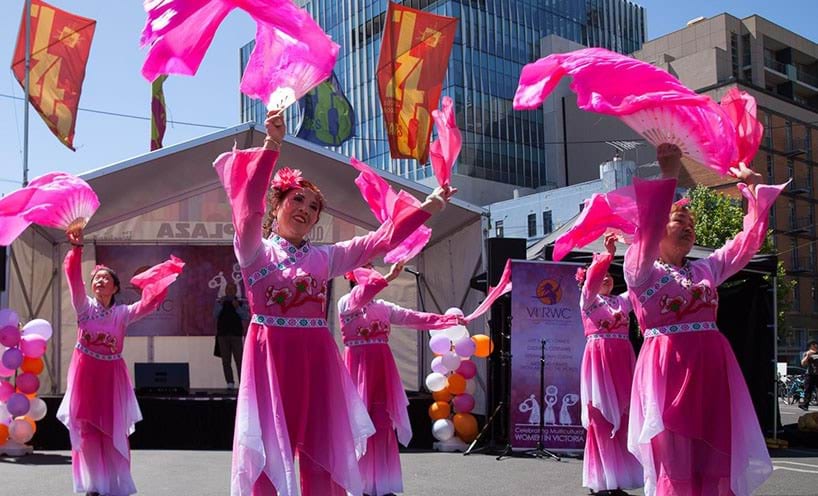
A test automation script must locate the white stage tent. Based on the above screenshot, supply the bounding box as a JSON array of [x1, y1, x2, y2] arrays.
[[7, 123, 488, 409]]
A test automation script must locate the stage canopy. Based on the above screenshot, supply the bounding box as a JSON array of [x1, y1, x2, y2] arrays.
[[8, 123, 487, 399]]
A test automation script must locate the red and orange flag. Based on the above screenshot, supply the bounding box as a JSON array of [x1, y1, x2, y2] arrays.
[[11, 0, 96, 151], [377, 2, 457, 162]]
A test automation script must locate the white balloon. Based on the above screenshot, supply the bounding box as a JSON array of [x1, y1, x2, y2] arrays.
[[465, 379, 476, 395], [444, 307, 464, 317], [28, 397, 47, 421], [0, 402, 9, 422], [9, 418, 34, 444], [442, 325, 469, 341], [22, 319, 52, 341], [429, 334, 452, 355], [432, 418, 455, 441], [440, 352, 461, 372], [430, 356, 448, 374], [425, 372, 448, 392], [0, 309, 18, 328]]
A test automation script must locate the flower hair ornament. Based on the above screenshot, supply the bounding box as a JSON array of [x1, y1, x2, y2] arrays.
[[91, 264, 114, 277], [673, 197, 691, 209], [272, 167, 303, 193], [575, 267, 587, 287], [344, 271, 357, 284]]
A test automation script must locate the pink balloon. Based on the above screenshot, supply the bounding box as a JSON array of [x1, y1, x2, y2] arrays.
[[20, 335, 47, 359], [16, 373, 39, 395], [0, 326, 20, 348], [453, 393, 475, 413], [2, 348, 23, 370], [0, 360, 13, 378], [429, 334, 452, 355], [456, 360, 477, 380], [0, 380, 14, 402], [6, 392, 30, 417]]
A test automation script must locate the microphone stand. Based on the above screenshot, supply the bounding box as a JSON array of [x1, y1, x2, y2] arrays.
[[521, 339, 561, 461]]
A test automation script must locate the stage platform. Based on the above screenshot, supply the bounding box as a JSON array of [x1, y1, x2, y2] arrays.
[[33, 389, 440, 451]]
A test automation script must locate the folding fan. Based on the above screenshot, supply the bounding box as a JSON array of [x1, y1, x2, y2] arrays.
[[429, 96, 462, 188]]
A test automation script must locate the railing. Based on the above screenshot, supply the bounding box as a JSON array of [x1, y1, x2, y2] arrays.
[[788, 216, 814, 234], [795, 67, 818, 87], [787, 177, 812, 193], [789, 256, 816, 274], [765, 56, 788, 74]]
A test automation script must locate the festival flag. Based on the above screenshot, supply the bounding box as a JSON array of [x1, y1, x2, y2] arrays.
[[151, 75, 169, 151], [11, 0, 96, 151], [376, 2, 457, 162], [296, 72, 356, 146]]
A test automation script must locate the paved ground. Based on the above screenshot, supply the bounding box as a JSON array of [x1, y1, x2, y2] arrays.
[[0, 447, 816, 495]]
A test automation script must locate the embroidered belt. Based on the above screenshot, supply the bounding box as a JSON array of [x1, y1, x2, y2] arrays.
[[345, 338, 389, 347], [586, 333, 629, 341], [75, 343, 121, 361], [252, 314, 327, 328], [643, 321, 718, 338]]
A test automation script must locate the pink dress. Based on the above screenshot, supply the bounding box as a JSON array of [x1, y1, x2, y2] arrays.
[[214, 148, 433, 496], [579, 252, 643, 492], [624, 178, 782, 496], [337, 268, 458, 496], [57, 246, 183, 496]]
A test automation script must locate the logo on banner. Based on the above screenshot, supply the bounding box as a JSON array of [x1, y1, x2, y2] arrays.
[[536, 279, 563, 305]]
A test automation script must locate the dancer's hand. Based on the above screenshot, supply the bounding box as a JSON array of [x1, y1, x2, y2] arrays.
[[603, 233, 617, 255], [385, 262, 405, 282], [422, 185, 458, 214], [67, 227, 84, 246], [729, 162, 762, 194], [657, 143, 683, 179], [264, 111, 286, 151]]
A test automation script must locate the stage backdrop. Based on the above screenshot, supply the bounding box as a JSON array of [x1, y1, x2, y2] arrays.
[[95, 245, 240, 337], [510, 260, 585, 451]]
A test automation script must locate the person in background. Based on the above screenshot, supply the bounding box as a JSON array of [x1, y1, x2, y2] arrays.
[[214, 281, 249, 389], [799, 340, 818, 411]]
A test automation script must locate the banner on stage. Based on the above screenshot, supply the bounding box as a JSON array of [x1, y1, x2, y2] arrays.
[[95, 245, 240, 337], [11, 0, 96, 150], [510, 260, 585, 451], [376, 2, 457, 162], [297, 71, 355, 146]]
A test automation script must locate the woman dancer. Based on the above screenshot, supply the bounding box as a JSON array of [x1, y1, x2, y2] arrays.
[[57, 227, 184, 496], [625, 144, 780, 495], [578, 234, 642, 495], [338, 263, 463, 496], [216, 112, 456, 496]]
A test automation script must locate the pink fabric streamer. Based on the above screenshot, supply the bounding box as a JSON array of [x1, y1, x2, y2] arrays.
[[464, 259, 512, 323], [141, 0, 339, 109], [429, 96, 461, 188], [349, 157, 432, 263], [0, 172, 99, 246], [552, 188, 638, 261], [513, 48, 764, 175]]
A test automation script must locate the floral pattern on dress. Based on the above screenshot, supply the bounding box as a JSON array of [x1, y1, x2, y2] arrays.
[[264, 273, 328, 313], [80, 330, 118, 354]]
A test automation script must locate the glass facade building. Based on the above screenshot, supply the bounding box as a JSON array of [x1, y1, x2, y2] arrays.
[[241, 0, 646, 188]]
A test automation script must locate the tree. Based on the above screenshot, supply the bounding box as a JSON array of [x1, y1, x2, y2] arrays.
[[687, 185, 795, 335]]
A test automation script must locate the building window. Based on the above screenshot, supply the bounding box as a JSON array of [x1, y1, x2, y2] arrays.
[[766, 154, 774, 184], [730, 32, 739, 79], [793, 279, 801, 312], [786, 121, 793, 150], [812, 281, 818, 313], [527, 213, 537, 237], [542, 210, 553, 235], [495, 220, 504, 238]]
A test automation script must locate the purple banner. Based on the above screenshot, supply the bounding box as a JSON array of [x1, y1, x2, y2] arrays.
[[95, 245, 241, 337], [510, 260, 585, 451]]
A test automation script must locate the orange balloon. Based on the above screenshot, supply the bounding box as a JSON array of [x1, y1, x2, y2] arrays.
[[0, 424, 8, 444], [432, 389, 453, 403], [447, 373, 467, 395], [453, 412, 479, 442], [21, 357, 44, 375], [428, 401, 451, 421], [472, 335, 494, 358], [25, 392, 38, 400]]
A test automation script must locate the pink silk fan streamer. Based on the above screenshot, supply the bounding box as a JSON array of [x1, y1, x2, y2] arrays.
[[349, 158, 432, 263], [513, 48, 764, 175], [0, 172, 100, 246], [429, 96, 462, 188], [463, 259, 512, 323], [141, 0, 339, 110]]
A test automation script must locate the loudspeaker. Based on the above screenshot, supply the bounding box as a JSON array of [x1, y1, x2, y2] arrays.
[[0, 246, 6, 292], [134, 362, 190, 395], [487, 238, 526, 286]]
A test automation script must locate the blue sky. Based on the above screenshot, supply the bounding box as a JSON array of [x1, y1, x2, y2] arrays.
[[0, 0, 816, 195]]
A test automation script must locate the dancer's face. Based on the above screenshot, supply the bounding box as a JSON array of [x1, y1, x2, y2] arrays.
[[660, 210, 695, 259], [274, 188, 321, 241], [92, 270, 118, 300], [599, 272, 614, 296]]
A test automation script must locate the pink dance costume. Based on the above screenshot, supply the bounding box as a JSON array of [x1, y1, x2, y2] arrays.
[[57, 246, 184, 496], [579, 253, 643, 492], [214, 148, 433, 496], [624, 178, 783, 496], [338, 268, 459, 496]]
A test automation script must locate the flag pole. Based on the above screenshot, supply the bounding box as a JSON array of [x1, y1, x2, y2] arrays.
[[22, 0, 32, 187]]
